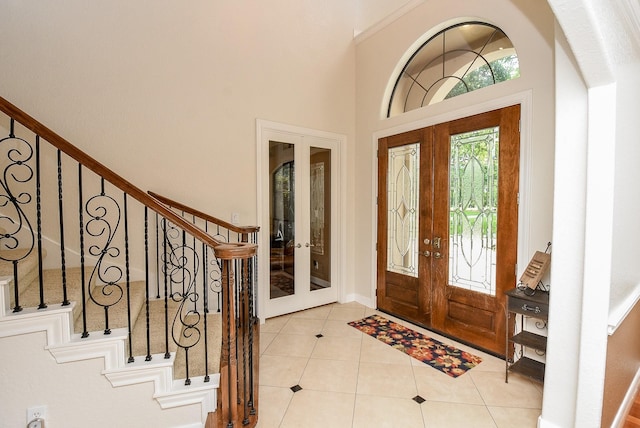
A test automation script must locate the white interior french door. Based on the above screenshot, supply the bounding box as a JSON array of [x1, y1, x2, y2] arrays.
[[258, 124, 340, 319]]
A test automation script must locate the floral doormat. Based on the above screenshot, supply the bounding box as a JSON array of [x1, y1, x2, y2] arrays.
[[348, 314, 482, 378]]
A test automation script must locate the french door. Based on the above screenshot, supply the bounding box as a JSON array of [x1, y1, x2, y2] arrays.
[[377, 105, 520, 356], [261, 129, 338, 318]]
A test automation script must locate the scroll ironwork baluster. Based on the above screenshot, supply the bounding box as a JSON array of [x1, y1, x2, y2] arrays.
[[0, 118, 36, 313], [144, 207, 152, 361], [86, 177, 123, 335]]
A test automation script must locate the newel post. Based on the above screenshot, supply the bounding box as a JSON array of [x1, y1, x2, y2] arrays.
[[215, 243, 258, 428]]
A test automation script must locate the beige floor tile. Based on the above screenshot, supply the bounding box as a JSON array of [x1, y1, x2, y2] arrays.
[[280, 317, 326, 335], [260, 332, 277, 355], [259, 354, 308, 388], [258, 303, 541, 428], [413, 364, 484, 405], [261, 315, 291, 333], [256, 385, 293, 428], [471, 371, 543, 408], [263, 332, 319, 358], [421, 401, 497, 428], [357, 361, 418, 398], [328, 305, 367, 321], [359, 334, 412, 365], [280, 390, 355, 428], [352, 395, 424, 428], [299, 358, 359, 393], [488, 406, 541, 428], [311, 335, 362, 361], [322, 319, 364, 338]]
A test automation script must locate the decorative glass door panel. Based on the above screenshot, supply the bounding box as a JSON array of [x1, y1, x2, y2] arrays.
[[387, 143, 420, 278], [269, 141, 295, 299], [262, 128, 339, 319], [309, 146, 331, 293], [449, 126, 499, 296]]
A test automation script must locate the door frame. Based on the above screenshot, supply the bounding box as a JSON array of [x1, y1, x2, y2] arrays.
[[371, 90, 534, 309], [256, 119, 347, 320]]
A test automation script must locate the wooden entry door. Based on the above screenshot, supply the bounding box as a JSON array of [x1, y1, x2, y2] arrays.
[[377, 105, 520, 356]]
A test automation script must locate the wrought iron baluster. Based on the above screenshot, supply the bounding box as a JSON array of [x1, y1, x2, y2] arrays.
[[57, 149, 69, 306], [202, 242, 210, 383], [241, 258, 249, 425], [35, 136, 46, 309], [86, 177, 123, 335], [247, 256, 256, 415], [155, 212, 160, 299], [144, 207, 152, 361], [162, 217, 170, 359], [78, 164, 89, 338], [124, 193, 133, 362], [0, 118, 36, 313]]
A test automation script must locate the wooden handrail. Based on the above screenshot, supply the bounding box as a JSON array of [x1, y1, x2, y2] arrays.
[[0, 96, 255, 260], [148, 191, 260, 236]]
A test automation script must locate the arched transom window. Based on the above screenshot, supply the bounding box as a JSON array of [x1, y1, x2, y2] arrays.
[[387, 22, 520, 117]]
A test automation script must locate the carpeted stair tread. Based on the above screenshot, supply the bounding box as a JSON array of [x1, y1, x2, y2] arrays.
[[16, 267, 91, 319], [73, 280, 147, 334], [173, 312, 221, 379], [130, 298, 182, 357], [0, 250, 42, 305]]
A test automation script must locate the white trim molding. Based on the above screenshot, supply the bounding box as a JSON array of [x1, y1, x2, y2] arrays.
[[0, 280, 216, 427]]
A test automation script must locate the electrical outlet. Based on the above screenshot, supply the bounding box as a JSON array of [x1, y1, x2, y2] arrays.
[[27, 418, 44, 428], [231, 213, 240, 225], [27, 406, 46, 426]]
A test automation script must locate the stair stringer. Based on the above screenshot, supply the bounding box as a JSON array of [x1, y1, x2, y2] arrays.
[[0, 277, 218, 427]]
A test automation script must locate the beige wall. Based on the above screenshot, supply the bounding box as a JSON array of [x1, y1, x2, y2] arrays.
[[0, 331, 202, 427], [0, 0, 357, 229], [353, 0, 556, 303], [602, 301, 640, 427]]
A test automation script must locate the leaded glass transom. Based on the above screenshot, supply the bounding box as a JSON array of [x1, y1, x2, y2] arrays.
[[387, 143, 420, 277], [449, 127, 499, 295], [387, 22, 519, 117]]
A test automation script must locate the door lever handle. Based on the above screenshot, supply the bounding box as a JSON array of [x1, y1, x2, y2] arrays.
[[433, 237, 442, 249], [420, 251, 431, 257]]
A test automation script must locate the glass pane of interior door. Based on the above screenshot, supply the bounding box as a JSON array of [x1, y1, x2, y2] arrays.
[[269, 141, 295, 299], [387, 143, 420, 277], [310, 146, 331, 292], [449, 126, 499, 295]]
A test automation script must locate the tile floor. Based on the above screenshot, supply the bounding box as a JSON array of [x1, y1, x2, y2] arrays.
[[257, 301, 543, 428]]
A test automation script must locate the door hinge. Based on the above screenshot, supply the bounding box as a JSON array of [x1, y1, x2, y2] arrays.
[[515, 263, 518, 276], [519, 119, 521, 133], [517, 193, 520, 205]]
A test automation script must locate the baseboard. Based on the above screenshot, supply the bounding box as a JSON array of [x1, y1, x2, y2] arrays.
[[537, 416, 565, 428]]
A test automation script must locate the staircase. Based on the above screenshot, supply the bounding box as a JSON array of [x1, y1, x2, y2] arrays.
[[0, 96, 259, 428]]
